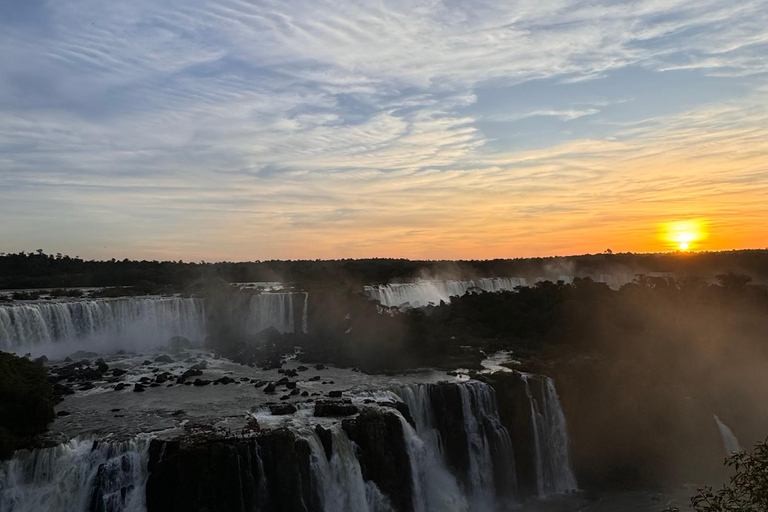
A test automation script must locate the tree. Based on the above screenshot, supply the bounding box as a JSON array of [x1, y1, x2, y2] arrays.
[[664, 440, 768, 512]]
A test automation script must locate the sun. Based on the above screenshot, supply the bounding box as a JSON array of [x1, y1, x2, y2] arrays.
[[660, 220, 707, 251]]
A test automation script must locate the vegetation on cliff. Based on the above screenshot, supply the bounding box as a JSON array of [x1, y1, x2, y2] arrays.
[[0, 353, 55, 459]]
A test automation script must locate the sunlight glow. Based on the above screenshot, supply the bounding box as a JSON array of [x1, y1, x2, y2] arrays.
[[661, 220, 708, 251]]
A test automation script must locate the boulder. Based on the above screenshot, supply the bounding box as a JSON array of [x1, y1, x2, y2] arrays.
[[328, 390, 342, 398], [269, 404, 297, 415], [314, 400, 359, 417], [154, 354, 175, 364]]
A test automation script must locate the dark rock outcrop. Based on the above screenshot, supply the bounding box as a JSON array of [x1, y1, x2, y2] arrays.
[[314, 400, 359, 417], [146, 430, 318, 512], [427, 383, 470, 485], [342, 409, 413, 512]]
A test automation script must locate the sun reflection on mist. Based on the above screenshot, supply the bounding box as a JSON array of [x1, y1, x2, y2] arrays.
[[661, 220, 708, 251]]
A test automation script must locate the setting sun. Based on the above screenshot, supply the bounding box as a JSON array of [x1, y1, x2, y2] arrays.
[[661, 220, 708, 251]]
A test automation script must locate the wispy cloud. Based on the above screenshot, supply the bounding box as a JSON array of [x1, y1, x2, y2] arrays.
[[0, 0, 766, 258]]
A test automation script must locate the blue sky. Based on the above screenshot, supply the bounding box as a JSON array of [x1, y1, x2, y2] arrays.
[[1, 0, 767, 260]]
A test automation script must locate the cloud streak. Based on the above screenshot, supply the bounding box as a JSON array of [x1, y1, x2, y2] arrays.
[[0, 0, 766, 259]]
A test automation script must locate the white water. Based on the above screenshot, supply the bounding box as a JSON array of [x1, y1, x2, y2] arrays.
[[396, 381, 517, 511], [303, 426, 393, 512], [0, 298, 205, 356], [246, 292, 309, 334], [365, 278, 527, 308], [520, 373, 578, 497], [714, 415, 743, 455], [0, 437, 151, 512]]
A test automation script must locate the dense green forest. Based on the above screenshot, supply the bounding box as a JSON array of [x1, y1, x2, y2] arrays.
[[1, 249, 767, 290]]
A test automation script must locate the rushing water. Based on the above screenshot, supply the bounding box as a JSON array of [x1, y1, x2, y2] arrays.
[[520, 373, 578, 497], [713, 415, 743, 455], [246, 292, 309, 334], [364, 278, 527, 308], [0, 298, 205, 355], [0, 437, 151, 512]]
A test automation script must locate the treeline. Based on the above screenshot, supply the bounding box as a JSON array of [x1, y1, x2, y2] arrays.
[[1, 249, 768, 290]]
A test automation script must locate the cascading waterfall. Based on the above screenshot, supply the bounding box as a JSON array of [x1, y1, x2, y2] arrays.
[[714, 415, 743, 455], [519, 373, 578, 497], [0, 437, 150, 512], [0, 298, 205, 354], [303, 426, 392, 512], [396, 381, 517, 511], [246, 292, 309, 334], [364, 278, 527, 308]]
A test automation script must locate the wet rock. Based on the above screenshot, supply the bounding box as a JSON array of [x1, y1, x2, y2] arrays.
[[142, 360, 152, 366], [111, 368, 127, 377], [285, 381, 297, 389], [301, 391, 309, 397], [263, 382, 277, 393], [155, 373, 170, 384], [315, 364, 325, 370], [114, 383, 127, 391], [70, 351, 98, 360], [56, 410, 70, 417], [78, 382, 95, 391], [284, 369, 298, 378], [133, 384, 145, 392], [279, 395, 290, 400], [155, 354, 174, 364], [314, 400, 358, 417], [297, 366, 308, 372], [33, 355, 48, 366], [308, 376, 321, 382], [269, 404, 297, 415], [315, 425, 333, 461], [191, 361, 207, 370], [168, 336, 192, 354], [215, 376, 236, 385], [95, 358, 109, 373], [253, 380, 267, 388], [377, 401, 416, 428], [290, 389, 300, 396], [328, 390, 342, 398], [182, 369, 203, 379], [277, 377, 290, 385], [343, 409, 413, 512], [192, 379, 211, 387]]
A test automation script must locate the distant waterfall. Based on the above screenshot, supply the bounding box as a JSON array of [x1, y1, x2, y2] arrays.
[[0, 298, 205, 354], [365, 278, 527, 308], [246, 292, 309, 334], [0, 437, 150, 512], [519, 373, 578, 497], [714, 415, 743, 455]]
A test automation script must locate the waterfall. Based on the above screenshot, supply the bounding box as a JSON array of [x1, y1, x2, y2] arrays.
[[302, 426, 392, 512], [0, 437, 150, 512], [520, 373, 578, 497], [714, 415, 743, 455], [396, 381, 517, 511], [0, 298, 205, 355], [364, 278, 527, 308], [246, 292, 309, 334], [246, 293, 295, 334]]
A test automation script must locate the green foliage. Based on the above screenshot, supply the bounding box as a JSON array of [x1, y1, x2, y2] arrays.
[[664, 441, 768, 512], [0, 353, 55, 459]]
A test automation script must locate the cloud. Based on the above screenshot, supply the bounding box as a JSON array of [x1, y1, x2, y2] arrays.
[[0, 0, 766, 259]]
